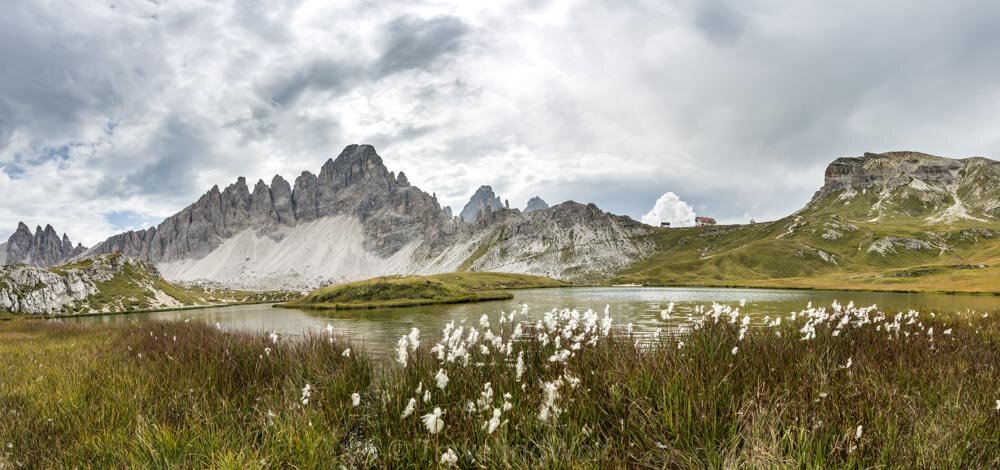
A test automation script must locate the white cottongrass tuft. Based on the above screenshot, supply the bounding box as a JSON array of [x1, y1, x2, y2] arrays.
[[485, 408, 502, 434], [341, 348, 351, 357], [401, 397, 416, 418], [731, 346, 739, 355], [440, 448, 458, 467], [515, 351, 525, 382], [435, 368, 450, 390], [407, 327, 420, 351], [855, 425, 863, 439], [300, 384, 312, 406], [269, 332, 279, 343], [995, 399, 1000, 411], [421, 407, 445, 434], [351, 393, 361, 407], [396, 337, 409, 368]]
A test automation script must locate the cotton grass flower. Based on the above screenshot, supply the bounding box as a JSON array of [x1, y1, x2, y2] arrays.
[[396, 337, 409, 368], [731, 346, 739, 355], [435, 368, 449, 390], [351, 393, 361, 407], [440, 448, 458, 467], [485, 408, 502, 434], [855, 425, 863, 439], [341, 348, 351, 357], [300, 384, 312, 406], [995, 399, 1000, 411], [421, 407, 445, 434], [401, 398, 416, 418]]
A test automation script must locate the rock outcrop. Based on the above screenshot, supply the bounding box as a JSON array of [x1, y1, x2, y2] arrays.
[[4, 222, 86, 267], [810, 151, 1000, 221], [460, 185, 504, 222], [524, 196, 549, 212], [0, 254, 170, 314]]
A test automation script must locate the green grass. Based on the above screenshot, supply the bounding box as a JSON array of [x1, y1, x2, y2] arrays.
[[613, 189, 1000, 293], [1, 303, 997, 467], [282, 272, 566, 310]]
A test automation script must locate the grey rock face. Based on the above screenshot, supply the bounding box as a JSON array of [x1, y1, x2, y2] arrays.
[[460, 185, 504, 222], [819, 152, 964, 195], [0, 254, 134, 314], [0, 242, 6, 264], [271, 175, 296, 224], [810, 151, 999, 220], [467, 201, 655, 279], [4, 222, 87, 267], [83, 144, 657, 285], [524, 196, 549, 212], [87, 144, 457, 262]]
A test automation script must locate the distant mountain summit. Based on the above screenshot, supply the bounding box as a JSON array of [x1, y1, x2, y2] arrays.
[[460, 185, 504, 222], [524, 196, 549, 212], [4, 222, 86, 267], [809, 151, 999, 222], [84, 145, 651, 288]]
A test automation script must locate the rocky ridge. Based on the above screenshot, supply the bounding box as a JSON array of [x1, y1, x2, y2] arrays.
[[84, 145, 652, 288], [5, 222, 86, 267]]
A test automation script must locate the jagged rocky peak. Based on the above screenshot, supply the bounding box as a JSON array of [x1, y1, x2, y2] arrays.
[[85, 144, 455, 265], [460, 185, 504, 222], [4, 222, 87, 268], [524, 196, 549, 212]]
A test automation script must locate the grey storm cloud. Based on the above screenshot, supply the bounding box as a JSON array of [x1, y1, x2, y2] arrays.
[[374, 15, 471, 76], [1, 0, 999, 245]]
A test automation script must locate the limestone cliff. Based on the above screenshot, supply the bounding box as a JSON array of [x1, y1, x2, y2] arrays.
[[4, 222, 86, 267]]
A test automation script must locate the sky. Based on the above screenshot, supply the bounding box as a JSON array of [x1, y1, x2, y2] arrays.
[[2, 0, 1000, 245]]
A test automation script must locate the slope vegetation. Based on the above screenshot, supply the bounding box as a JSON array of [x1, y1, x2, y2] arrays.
[[615, 152, 1000, 293], [283, 272, 566, 310]]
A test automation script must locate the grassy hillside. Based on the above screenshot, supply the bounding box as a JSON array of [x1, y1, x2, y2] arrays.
[[613, 192, 1000, 293], [283, 272, 566, 310]]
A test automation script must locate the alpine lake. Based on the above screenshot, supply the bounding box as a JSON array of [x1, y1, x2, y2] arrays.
[[68, 286, 1000, 356]]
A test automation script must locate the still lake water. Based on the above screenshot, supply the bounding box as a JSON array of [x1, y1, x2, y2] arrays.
[[69, 287, 1000, 354]]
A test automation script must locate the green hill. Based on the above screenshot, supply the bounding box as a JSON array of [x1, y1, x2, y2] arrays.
[[282, 272, 567, 310], [613, 152, 1000, 293]]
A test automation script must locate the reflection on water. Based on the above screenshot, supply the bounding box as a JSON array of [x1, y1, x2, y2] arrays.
[[69, 287, 1000, 354]]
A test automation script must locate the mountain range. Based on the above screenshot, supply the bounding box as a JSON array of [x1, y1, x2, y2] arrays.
[[4, 147, 999, 293]]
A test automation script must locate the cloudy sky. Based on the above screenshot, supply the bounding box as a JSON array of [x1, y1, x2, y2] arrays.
[[2, 0, 1000, 244]]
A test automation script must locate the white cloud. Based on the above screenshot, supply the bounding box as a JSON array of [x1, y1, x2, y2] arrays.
[[641, 192, 696, 227]]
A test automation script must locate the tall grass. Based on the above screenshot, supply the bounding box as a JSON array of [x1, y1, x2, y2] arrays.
[[1, 302, 997, 468]]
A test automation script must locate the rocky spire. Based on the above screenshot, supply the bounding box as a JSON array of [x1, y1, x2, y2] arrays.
[[524, 196, 549, 213], [460, 185, 504, 222], [4, 222, 87, 267]]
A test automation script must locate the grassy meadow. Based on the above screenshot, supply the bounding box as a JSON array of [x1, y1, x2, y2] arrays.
[[282, 272, 566, 310], [2, 300, 998, 468]]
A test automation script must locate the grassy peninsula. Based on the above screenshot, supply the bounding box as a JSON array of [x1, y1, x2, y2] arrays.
[[281, 272, 567, 310]]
